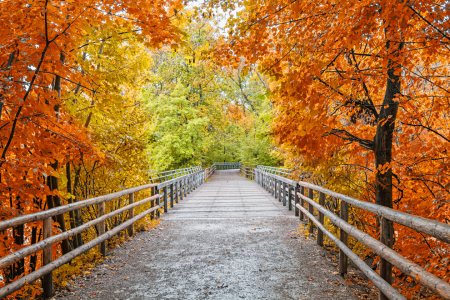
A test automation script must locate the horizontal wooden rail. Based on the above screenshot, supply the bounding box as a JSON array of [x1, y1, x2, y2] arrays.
[[255, 166, 450, 300], [204, 164, 216, 180], [298, 181, 450, 244], [0, 183, 158, 231], [0, 203, 163, 299], [0, 164, 212, 298], [298, 193, 450, 299], [0, 194, 160, 270], [240, 165, 255, 180], [214, 162, 240, 170], [296, 204, 406, 300]]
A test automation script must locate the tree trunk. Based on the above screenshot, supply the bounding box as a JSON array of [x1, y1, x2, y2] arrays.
[[373, 39, 404, 299], [47, 162, 71, 255], [66, 162, 78, 249]]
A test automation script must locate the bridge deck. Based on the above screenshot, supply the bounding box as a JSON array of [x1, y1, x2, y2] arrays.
[[63, 170, 357, 299]]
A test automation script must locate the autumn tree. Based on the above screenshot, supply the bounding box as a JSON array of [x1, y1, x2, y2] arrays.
[[0, 0, 181, 296], [216, 0, 450, 297]]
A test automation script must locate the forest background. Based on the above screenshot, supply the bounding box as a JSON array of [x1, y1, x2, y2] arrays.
[[0, 0, 449, 299]]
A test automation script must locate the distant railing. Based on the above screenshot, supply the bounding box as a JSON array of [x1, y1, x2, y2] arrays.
[[254, 166, 450, 300], [149, 166, 202, 183], [240, 165, 255, 180], [204, 164, 216, 180], [0, 165, 215, 298], [214, 162, 240, 170]]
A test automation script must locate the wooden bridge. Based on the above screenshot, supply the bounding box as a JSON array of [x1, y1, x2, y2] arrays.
[[0, 164, 449, 299]]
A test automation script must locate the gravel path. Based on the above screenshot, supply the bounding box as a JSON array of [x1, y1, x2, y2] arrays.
[[61, 170, 357, 300]]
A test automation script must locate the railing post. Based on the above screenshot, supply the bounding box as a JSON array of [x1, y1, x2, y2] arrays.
[[151, 186, 155, 220], [294, 184, 299, 216], [42, 217, 53, 297], [163, 186, 168, 213], [175, 181, 179, 204], [379, 217, 393, 300], [278, 181, 282, 202], [156, 186, 160, 218], [274, 180, 277, 198], [317, 192, 325, 246], [170, 183, 174, 207], [308, 188, 314, 234], [339, 200, 348, 276], [288, 184, 292, 211], [187, 176, 191, 194], [183, 178, 187, 197], [128, 193, 134, 237], [282, 182, 286, 206], [180, 179, 184, 197], [98, 201, 106, 255], [300, 186, 305, 220]]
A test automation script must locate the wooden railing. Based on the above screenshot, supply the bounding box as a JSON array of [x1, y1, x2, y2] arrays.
[[240, 165, 255, 180], [204, 164, 216, 180], [214, 162, 241, 170], [0, 165, 214, 298], [254, 166, 450, 300]]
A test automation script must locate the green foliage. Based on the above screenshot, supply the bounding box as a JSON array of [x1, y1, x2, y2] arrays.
[[144, 84, 209, 171], [142, 16, 282, 171]]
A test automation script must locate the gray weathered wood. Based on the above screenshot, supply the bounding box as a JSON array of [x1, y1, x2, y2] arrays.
[[0, 183, 158, 231], [297, 181, 450, 244], [295, 203, 406, 300], [0, 204, 163, 299], [297, 193, 450, 300], [0, 194, 160, 271]]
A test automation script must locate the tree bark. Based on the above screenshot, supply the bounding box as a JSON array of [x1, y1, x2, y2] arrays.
[[373, 39, 404, 299]]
